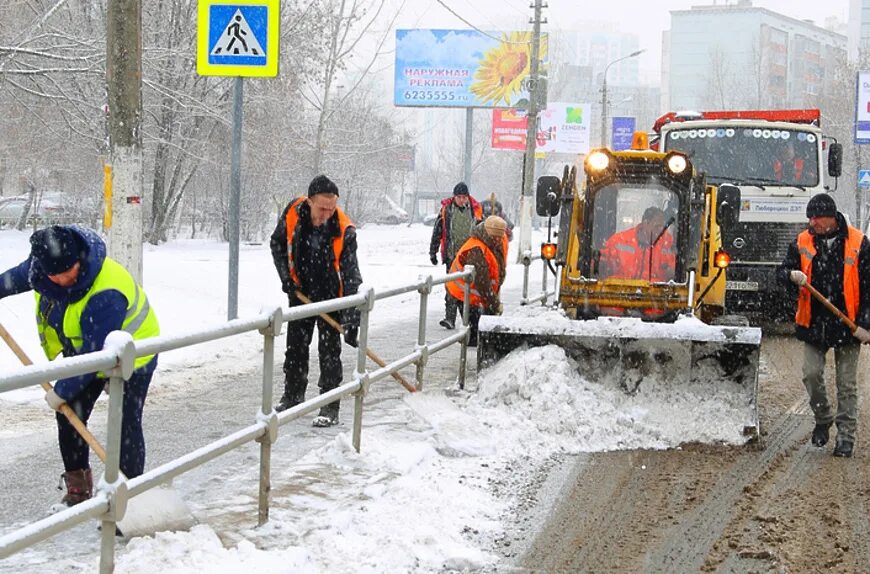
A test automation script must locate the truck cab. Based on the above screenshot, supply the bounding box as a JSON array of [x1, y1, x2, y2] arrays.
[[656, 109, 843, 323]]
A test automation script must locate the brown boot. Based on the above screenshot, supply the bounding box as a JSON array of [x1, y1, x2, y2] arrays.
[[60, 469, 93, 506]]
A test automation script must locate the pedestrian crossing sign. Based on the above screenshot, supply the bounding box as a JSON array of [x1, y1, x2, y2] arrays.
[[860, 170, 870, 188], [197, 0, 279, 77]]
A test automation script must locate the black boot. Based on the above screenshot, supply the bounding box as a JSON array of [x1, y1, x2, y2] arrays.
[[811, 422, 832, 447], [276, 388, 304, 412], [440, 299, 457, 330], [312, 401, 340, 427], [833, 439, 854, 458]]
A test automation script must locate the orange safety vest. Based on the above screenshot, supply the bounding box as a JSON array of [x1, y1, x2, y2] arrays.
[[773, 158, 804, 182], [600, 226, 675, 282], [284, 196, 355, 297], [446, 236, 506, 306], [795, 226, 863, 327]]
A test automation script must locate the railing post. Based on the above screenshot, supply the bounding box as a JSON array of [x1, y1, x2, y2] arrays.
[[415, 274, 432, 391], [541, 254, 549, 305], [459, 265, 473, 390], [353, 286, 375, 453], [100, 331, 136, 574], [256, 306, 282, 527], [522, 250, 531, 305]]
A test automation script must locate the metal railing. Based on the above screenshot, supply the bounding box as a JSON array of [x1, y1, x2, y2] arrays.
[[520, 250, 558, 306], [0, 268, 474, 572]]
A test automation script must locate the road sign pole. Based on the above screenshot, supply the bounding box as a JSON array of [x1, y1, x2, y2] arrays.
[[228, 76, 243, 320]]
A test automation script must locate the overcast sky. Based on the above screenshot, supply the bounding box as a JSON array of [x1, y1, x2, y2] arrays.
[[389, 0, 851, 78]]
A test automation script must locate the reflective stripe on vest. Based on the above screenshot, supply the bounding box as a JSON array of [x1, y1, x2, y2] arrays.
[[284, 197, 355, 297], [35, 257, 159, 370], [795, 226, 863, 327], [445, 237, 500, 306]]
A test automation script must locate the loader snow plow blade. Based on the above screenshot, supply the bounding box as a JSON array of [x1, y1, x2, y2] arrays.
[[478, 311, 762, 442]]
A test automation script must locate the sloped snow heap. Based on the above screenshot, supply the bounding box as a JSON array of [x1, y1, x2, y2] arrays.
[[471, 344, 752, 450]]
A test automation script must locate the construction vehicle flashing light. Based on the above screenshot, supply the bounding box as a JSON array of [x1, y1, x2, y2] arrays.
[[666, 153, 688, 175], [631, 131, 649, 150], [714, 249, 731, 269], [541, 243, 557, 260], [586, 150, 610, 172]]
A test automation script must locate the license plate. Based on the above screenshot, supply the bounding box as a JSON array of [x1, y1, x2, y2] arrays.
[[726, 280, 759, 291]]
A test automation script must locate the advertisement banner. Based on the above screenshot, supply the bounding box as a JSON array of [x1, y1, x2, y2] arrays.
[[611, 116, 636, 151], [491, 103, 591, 154], [491, 109, 528, 150], [537, 103, 591, 154], [394, 29, 547, 108], [856, 71, 870, 143]]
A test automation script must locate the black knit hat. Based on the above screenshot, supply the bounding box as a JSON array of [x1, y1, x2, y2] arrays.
[[308, 175, 339, 197], [453, 182, 469, 196], [30, 226, 83, 275], [806, 193, 837, 219]]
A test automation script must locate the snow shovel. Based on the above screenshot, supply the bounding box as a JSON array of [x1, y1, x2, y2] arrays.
[[804, 283, 866, 339], [0, 322, 195, 537], [294, 291, 416, 392]]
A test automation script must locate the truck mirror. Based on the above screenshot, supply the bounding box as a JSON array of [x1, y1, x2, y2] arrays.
[[536, 176, 561, 217], [828, 142, 843, 178], [716, 183, 741, 228]]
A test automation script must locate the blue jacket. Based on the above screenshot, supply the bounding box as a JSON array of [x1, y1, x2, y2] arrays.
[[0, 226, 155, 399]]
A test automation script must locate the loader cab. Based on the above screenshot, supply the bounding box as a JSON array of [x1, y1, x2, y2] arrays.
[[579, 149, 697, 285]]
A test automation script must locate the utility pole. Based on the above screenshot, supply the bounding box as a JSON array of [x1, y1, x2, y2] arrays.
[[517, 0, 545, 262], [106, 0, 144, 283]]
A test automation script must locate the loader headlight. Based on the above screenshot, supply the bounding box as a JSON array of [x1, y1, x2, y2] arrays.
[[665, 152, 688, 175], [714, 249, 731, 269], [541, 242, 557, 260], [586, 150, 610, 172]]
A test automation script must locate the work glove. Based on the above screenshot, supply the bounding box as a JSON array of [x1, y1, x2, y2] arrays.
[[430, 253, 439, 266], [343, 324, 359, 348], [45, 389, 65, 411], [789, 270, 807, 286], [853, 327, 870, 345]]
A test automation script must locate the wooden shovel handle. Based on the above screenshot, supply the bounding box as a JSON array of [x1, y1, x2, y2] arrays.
[[294, 291, 416, 393], [0, 322, 108, 460], [804, 283, 858, 332]]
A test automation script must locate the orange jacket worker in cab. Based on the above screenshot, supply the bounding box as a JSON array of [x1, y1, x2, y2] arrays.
[[599, 206, 676, 282]]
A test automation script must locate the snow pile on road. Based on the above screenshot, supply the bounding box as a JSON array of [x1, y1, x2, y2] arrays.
[[471, 344, 751, 450]]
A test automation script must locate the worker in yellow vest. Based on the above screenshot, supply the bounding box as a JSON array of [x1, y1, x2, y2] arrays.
[[0, 225, 159, 507]]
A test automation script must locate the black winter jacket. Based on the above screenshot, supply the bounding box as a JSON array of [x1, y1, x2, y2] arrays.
[[270, 199, 363, 325], [777, 212, 870, 348]]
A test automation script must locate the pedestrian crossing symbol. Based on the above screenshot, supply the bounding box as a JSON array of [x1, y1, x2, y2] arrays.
[[860, 170, 870, 188], [197, 0, 279, 77]]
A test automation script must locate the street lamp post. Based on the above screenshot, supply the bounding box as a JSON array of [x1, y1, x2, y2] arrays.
[[600, 49, 645, 147]]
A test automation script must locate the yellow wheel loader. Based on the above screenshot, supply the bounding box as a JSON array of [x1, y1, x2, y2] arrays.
[[478, 141, 763, 441]]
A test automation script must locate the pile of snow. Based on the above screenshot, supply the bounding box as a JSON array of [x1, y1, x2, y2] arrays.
[[469, 344, 752, 450]]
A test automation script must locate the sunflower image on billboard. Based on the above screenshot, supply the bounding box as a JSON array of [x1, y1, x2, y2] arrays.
[[394, 29, 547, 108]]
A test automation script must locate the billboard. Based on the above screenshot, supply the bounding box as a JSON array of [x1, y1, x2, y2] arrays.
[[537, 103, 590, 154], [394, 29, 547, 108], [491, 103, 591, 154], [857, 72, 870, 143], [491, 109, 528, 150], [611, 117, 636, 151]]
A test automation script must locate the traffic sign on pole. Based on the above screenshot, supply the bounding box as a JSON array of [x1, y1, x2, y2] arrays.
[[197, 0, 279, 77], [859, 169, 870, 187]]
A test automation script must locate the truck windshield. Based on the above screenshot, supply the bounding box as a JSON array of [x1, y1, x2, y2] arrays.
[[664, 128, 819, 188]]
